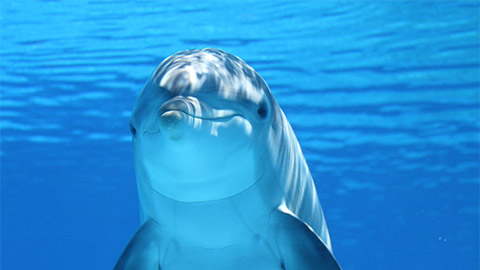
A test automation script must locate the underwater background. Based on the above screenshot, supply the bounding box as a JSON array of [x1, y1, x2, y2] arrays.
[[1, 1, 479, 269]]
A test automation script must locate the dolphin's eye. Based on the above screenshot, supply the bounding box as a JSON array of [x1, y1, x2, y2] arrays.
[[129, 122, 137, 136], [257, 103, 268, 119]]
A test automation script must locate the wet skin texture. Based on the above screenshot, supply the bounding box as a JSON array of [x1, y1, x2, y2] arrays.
[[114, 48, 341, 270]]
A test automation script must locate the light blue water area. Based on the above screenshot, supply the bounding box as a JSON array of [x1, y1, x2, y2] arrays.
[[1, 1, 479, 270]]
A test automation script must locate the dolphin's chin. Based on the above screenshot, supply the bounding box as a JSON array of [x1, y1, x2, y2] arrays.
[[139, 149, 260, 202], [144, 169, 265, 203]]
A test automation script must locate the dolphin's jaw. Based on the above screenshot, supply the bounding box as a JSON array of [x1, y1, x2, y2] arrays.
[[135, 109, 260, 202], [135, 138, 260, 202]]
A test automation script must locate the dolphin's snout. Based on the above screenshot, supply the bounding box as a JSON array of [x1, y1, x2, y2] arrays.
[[157, 97, 197, 140], [160, 111, 184, 130], [158, 110, 185, 141], [157, 95, 241, 141]]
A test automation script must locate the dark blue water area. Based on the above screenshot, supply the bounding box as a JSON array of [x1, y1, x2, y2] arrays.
[[1, 1, 479, 270]]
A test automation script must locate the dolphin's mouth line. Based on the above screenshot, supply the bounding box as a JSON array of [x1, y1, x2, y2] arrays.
[[162, 109, 243, 122], [143, 110, 244, 135], [144, 130, 161, 135]]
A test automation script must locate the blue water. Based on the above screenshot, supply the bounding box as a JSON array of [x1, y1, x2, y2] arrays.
[[1, 1, 478, 269]]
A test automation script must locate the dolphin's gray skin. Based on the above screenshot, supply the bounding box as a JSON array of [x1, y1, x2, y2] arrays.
[[114, 48, 341, 270]]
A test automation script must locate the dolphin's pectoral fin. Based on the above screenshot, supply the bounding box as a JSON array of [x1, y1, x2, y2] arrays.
[[114, 219, 163, 270], [269, 209, 341, 270]]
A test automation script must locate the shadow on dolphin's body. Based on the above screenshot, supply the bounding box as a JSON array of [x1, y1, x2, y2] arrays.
[[114, 48, 341, 270]]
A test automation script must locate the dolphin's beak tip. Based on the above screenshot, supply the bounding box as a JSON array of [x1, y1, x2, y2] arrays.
[[160, 111, 184, 130]]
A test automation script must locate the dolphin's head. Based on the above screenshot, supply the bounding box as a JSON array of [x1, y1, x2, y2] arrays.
[[130, 48, 277, 202]]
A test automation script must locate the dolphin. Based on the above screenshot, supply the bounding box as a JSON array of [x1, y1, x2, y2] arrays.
[[114, 48, 341, 270]]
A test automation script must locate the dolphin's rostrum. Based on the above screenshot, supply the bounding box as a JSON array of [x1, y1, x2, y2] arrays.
[[115, 48, 341, 270]]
